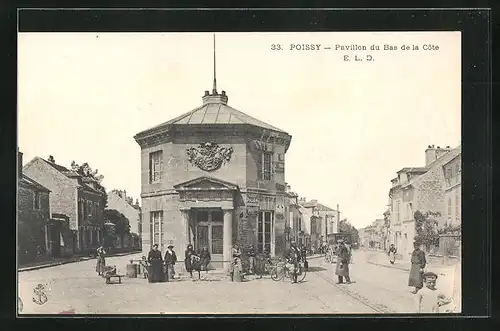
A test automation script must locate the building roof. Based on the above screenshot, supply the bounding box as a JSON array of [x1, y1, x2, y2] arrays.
[[396, 167, 428, 174], [138, 102, 287, 136], [19, 174, 51, 192]]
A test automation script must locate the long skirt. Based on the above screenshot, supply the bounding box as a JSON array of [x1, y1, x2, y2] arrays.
[[96, 257, 105, 274], [148, 261, 165, 283], [408, 263, 423, 288], [167, 264, 175, 279], [335, 261, 350, 277], [201, 258, 210, 271], [185, 259, 193, 273], [389, 252, 396, 263]]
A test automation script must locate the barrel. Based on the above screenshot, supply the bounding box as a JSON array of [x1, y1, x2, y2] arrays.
[[126, 263, 138, 278]]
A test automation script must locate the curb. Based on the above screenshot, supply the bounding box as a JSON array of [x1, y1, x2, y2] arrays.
[[18, 251, 142, 272], [366, 260, 449, 276]]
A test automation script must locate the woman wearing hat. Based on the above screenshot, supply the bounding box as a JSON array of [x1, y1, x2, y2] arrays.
[[409, 242, 427, 294], [95, 246, 106, 276], [184, 244, 195, 278], [164, 244, 177, 281], [335, 240, 351, 284]]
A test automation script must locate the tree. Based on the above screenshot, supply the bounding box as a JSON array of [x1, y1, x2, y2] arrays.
[[104, 209, 130, 248], [338, 218, 360, 246], [413, 210, 441, 252]]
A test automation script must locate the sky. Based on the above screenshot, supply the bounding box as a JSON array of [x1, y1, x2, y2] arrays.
[[18, 32, 461, 229]]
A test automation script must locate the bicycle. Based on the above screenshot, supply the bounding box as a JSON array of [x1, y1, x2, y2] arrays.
[[270, 258, 307, 282]]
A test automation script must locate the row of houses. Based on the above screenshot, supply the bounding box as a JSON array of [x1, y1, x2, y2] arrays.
[[358, 218, 388, 250], [385, 144, 461, 261], [285, 185, 342, 250], [17, 150, 142, 265]]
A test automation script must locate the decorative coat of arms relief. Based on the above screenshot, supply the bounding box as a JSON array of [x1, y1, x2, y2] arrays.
[[186, 142, 234, 172]]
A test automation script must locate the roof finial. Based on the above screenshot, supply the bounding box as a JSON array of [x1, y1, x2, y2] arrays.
[[212, 34, 217, 95]]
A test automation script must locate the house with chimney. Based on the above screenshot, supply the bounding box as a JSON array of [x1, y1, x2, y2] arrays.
[[23, 156, 107, 255], [388, 145, 461, 260], [299, 199, 340, 249], [17, 150, 52, 264], [106, 189, 142, 249]]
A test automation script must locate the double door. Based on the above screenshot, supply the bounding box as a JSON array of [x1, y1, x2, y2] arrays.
[[195, 209, 224, 267]]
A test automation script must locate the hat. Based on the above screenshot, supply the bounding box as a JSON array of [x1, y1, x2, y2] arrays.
[[338, 239, 344, 243], [423, 271, 438, 279], [167, 245, 174, 249], [153, 244, 159, 248]]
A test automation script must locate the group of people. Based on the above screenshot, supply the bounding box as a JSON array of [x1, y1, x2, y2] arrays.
[[146, 243, 212, 282], [388, 241, 456, 313]]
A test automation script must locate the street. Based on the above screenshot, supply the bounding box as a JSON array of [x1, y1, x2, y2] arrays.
[[17, 250, 458, 315]]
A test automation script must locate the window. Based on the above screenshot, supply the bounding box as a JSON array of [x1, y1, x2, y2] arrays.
[[149, 151, 163, 183], [455, 164, 460, 183], [34, 191, 41, 210], [395, 201, 400, 223], [447, 198, 452, 220], [78, 200, 84, 220], [311, 219, 316, 235], [261, 152, 272, 180], [150, 211, 163, 248], [257, 211, 273, 253], [455, 193, 460, 222]]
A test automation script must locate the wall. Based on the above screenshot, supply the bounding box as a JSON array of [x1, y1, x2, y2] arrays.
[[141, 134, 248, 194], [23, 158, 78, 229], [18, 183, 50, 263], [107, 192, 141, 234]]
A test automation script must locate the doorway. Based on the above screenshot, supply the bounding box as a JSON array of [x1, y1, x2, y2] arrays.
[[193, 209, 224, 268], [49, 221, 61, 258]]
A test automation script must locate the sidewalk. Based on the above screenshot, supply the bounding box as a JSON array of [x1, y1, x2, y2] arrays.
[[18, 250, 141, 272], [364, 250, 454, 277]]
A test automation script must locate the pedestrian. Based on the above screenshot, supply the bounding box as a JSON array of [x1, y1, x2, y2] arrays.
[[184, 244, 195, 278], [300, 245, 308, 271], [285, 240, 302, 284], [200, 245, 211, 278], [147, 244, 165, 283], [95, 246, 106, 276], [335, 240, 351, 284], [388, 244, 397, 264], [164, 244, 177, 280], [247, 244, 256, 275], [139, 256, 149, 279], [415, 272, 454, 313], [230, 243, 243, 282], [409, 242, 427, 294]]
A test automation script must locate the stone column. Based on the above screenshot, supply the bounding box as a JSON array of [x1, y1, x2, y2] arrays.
[[223, 209, 233, 273]]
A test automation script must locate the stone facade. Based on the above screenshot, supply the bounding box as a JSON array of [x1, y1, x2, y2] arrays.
[[23, 156, 106, 254], [135, 88, 291, 271], [388, 145, 461, 260]]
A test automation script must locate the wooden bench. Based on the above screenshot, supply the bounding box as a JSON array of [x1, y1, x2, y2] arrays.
[[105, 274, 125, 284]]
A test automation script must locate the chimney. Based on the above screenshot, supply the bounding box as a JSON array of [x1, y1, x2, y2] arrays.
[[18, 150, 23, 178], [425, 145, 437, 166], [48, 155, 55, 163]]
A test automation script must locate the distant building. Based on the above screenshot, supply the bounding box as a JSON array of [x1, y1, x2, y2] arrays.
[[285, 186, 310, 248], [388, 145, 461, 260], [17, 150, 52, 263], [107, 190, 142, 249], [23, 156, 106, 255], [300, 199, 340, 248]]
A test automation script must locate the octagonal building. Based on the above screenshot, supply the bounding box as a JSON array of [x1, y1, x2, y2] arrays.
[[134, 86, 292, 271]]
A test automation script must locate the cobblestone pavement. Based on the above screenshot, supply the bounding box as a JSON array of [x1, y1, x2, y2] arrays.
[[17, 253, 375, 315]]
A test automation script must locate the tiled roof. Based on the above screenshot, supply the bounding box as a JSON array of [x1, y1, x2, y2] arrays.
[[139, 103, 287, 135], [20, 174, 50, 192], [42, 158, 71, 173], [396, 167, 428, 174]]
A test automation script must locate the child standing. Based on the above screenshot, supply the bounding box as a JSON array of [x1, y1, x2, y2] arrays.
[[415, 272, 455, 313]]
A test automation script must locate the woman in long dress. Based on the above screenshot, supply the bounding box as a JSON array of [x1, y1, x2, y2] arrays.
[[200, 246, 211, 277], [408, 242, 426, 293], [388, 244, 397, 264], [147, 244, 164, 283], [95, 246, 106, 276], [184, 244, 195, 278]]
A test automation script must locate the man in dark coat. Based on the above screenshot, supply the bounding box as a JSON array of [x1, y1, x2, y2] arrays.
[[285, 240, 302, 283], [147, 244, 164, 283], [247, 245, 256, 274], [409, 242, 427, 293], [164, 244, 177, 280], [335, 240, 351, 284]]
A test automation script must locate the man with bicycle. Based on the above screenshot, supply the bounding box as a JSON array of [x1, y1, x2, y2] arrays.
[[285, 240, 302, 283]]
